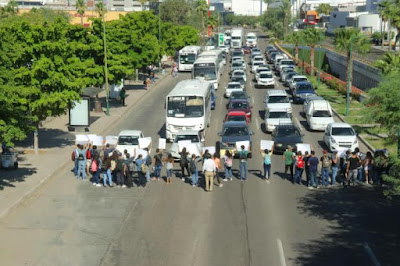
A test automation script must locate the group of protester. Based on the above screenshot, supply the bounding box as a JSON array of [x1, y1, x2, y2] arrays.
[[72, 141, 390, 191]]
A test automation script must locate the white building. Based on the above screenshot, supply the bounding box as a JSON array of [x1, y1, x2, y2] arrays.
[[212, 0, 266, 16]]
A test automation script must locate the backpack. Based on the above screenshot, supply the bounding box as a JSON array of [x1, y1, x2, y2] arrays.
[[189, 160, 197, 173], [296, 156, 304, 169], [146, 155, 152, 166], [91, 159, 98, 172], [110, 160, 116, 171], [239, 150, 248, 160], [78, 151, 84, 161], [71, 150, 76, 162], [116, 159, 124, 172], [141, 163, 148, 174], [264, 153, 271, 165], [225, 157, 232, 167], [86, 149, 92, 160], [322, 156, 330, 168]]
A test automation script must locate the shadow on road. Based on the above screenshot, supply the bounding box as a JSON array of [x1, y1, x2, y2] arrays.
[[294, 187, 400, 265], [0, 166, 37, 190], [15, 128, 75, 149]]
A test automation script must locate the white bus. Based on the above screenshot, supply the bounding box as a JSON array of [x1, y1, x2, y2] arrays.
[[166, 80, 213, 142], [192, 56, 221, 89], [178, 46, 201, 72], [198, 49, 225, 71]]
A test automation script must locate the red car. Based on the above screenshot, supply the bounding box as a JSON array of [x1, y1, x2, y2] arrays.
[[227, 99, 252, 122], [225, 110, 250, 125], [243, 46, 251, 54]]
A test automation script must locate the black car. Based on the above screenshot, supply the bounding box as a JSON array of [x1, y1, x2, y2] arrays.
[[272, 123, 304, 154], [230, 90, 249, 101], [265, 45, 275, 54], [217, 121, 254, 158]]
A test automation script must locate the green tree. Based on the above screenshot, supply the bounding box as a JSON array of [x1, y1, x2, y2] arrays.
[[374, 52, 400, 75], [195, 0, 208, 33], [286, 31, 302, 63], [206, 15, 218, 34], [160, 0, 190, 25], [279, 0, 292, 38], [389, 0, 400, 51], [366, 71, 400, 138], [303, 28, 325, 76], [262, 8, 284, 39], [315, 3, 332, 15], [75, 0, 86, 26], [334, 28, 370, 94], [378, 0, 392, 48], [0, 0, 19, 19], [138, 0, 147, 11]]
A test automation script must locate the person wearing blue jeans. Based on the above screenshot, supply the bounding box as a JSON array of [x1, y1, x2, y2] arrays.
[[223, 150, 233, 181], [76, 144, 87, 180], [331, 151, 339, 185], [320, 150, 332, 187], [294, 151, 304, 184], [260, 148, 273, 181], [153, 149, 163, 181], [191, 169, 199, 187], [238, 146, 248, 180], [103, 167, 113, 187], [307, 151, 319, 189], [321, 167, 330, 186]]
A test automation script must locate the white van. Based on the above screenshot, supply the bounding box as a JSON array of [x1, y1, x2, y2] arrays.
[[306, 100, 335, 131], [323, 122, 359, 152], [265, 108, 292, 132], [264, 89, 292, 113], [116, 130, 145, 157]]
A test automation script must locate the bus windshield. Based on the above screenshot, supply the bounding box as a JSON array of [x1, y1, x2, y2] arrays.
[[193, 66, 217, 81], [167, 96, 204, 118], [180, 54, 196, 64]]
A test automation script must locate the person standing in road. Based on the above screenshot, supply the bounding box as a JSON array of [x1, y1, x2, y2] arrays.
[[91, 152, 101, 187], [307, 150, 319, 189], [120, 87, 126, 106], [189, 154, 200, 187], [364, 151, 374, 185], [165, 154, 174, 184], [294, 151, 304, 184], [144, 149, 152, 183], [102, 155, 113, 187], [161, 62, 166, 76], [180, 147, 190, 181], [123, 153, 133, 188], [260, 148, 273, 182], [346, 151, 361, 186], [203, 154, 216, 192], [238, 145, 248, 181], [85, 143, 92, 176], [213, 153, 223, 187], [150, 72, 155, 84], [153, 148, 163, 181], [115, 153, 125, 187], [331, 151, 339, 186], [136, 154, 146, 188], [304, 151, 310, 186], [223, 150, 233, 181], [283, 146, 294, 181], [76, 144, 87, 181], [320, 150, 331, 187], [355, 148, 365, 182]]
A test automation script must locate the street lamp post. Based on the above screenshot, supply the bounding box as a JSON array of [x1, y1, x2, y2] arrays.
[[159, 1, 162, 70], [345, 35, 353, 117], [317, 30, 322, 90], [101, 4, 110, 116]]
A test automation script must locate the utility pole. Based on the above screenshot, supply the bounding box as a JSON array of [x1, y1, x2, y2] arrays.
[[317, 30, 322, 90], [159, 1, 162, 70], [101, 2, 110, 116], [345, 35, 353, 117], [302, 37, 305, 74]]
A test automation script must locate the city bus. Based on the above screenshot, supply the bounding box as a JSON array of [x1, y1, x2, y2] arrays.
[[192, 56, 221, 89], [165, 80, 213, 142], [198, 49, 226, 70], [178, 46, 202, 72]]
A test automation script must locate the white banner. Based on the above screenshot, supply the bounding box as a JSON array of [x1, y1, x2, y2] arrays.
[[75, 135, 89, 145], [260, 140, 274, 151], [187, 144, 201, 156], [178, 140, 192, 152], [296, 143, 311, 154], [158, 138, 166, 149], [236, 141, 250, 151], [92, 136, 104, 146], [105, 136, 118, 145], [87, 134, 97, 143], [138, 137, 152, 149], [136, 149, 149, 159]]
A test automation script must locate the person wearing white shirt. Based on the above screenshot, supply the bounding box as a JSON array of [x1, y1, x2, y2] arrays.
[[203, 155, 216, 192]]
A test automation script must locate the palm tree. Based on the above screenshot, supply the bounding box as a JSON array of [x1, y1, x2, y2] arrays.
[[303, 28, 325, 76], [206, 15, 218, 34], [316, 3, 332, 15], [75, 0, 86, 26], [378, 0, 392, 48], [334, 28, 371, 94], [374, 52, 400, 75], [195, 0, 208, 33], [286, 31, 302, 63], [389, 0, 400, 51], [280, 0, 291, 39], [95, 1, 106, 17]]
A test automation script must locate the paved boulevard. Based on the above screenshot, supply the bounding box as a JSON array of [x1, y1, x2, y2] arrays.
[[0, 33, 399, 266]]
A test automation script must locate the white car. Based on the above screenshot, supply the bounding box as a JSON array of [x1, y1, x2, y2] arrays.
[[265, 109, 292, 132], [303, 95, 324, 114], [255, 66, 272, 81], [232, 56, 244, 63], [231, 70, 247, 82], [288, 75, 308, 91], [116, 130, 145, 157], [251, 61, 264, 73], [323, 123, 359, 152], [253, 55, 266, 65], [219, 45, 229, 54], [170, 130, 204, 160], [306, 100, 334, 131], [250, 53, 261, 64], [225, 82, 243, 97], [278, 59, 295, 74], [257, 71, 275, 88], [264, 89, 292, 113], [280, 68, 296, 82]]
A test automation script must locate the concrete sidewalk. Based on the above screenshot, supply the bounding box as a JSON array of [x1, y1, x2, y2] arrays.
[[0, 66, 174, 218]]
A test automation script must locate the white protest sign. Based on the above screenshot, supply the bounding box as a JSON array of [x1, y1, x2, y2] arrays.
[[296, 143, 311, 154], [236, 141, 250, 151], [87, 134, 97, 143], [136, 149, 149, 159], [92, 136, 104, 146], [158, 138, 166, 149], [138, 137, 152, 149], [187, 143, 200, 156], [105, 136, 118, 145], [178, 140, 192, 152], [260, 140, 274, 151], [202, 146, 216, 155], [75, 135, 89, 145]]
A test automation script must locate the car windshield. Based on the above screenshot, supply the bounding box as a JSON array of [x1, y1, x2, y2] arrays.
[[277, 127, 301, 138], [268, 112, 290, 119], [253, 62, 263, 66], [231, 102, 249, 109], [232, 52, 243, 57], [268, 96, 289, 103], [257, 68, 270, 73], [297, 84, 314, 91], [118, 136, 139, 145], [332, 127, 355, 136], [254, 57, 264, 61], [227, 115, 246, 122], [223, 126, 249, 136], [167, 96, 204, 118], [193, 67, 216, 81], [247, 36, 257, 40], [231, 77, 245, 83], [233, 71, 245, 76], [281, 61, 295, 66], [260, 73, 273, 78], [313, 110, 332, 117], [233, 62, 242, 67], [287, 73, 297, 79], [294, 78, 308, 82], [231, 92, 247, 99], [174, 134, 200, 143], [179, 54, 196, 64], [228, 83, 241, 89]]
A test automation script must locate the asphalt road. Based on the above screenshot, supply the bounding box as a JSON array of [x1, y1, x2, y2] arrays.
[[0, 32, 399, 266]]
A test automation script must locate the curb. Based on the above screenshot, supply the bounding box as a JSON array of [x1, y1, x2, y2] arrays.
[[0, 72, 172, 219]]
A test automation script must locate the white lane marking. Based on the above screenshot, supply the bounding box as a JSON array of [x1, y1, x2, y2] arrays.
[[276, 238, 287, 266], [294, 117, 304, 133], [252, 97, 255, 104], [256, 117, 260, 130], [363, 242, 381, 266]]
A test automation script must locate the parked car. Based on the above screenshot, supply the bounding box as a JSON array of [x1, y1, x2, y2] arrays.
[[272, 123, 303, 154], [306, 100, 335, 131], [227, 99, 252, 121], [281, 69, 296, 83], [264, 108, 292, 132], [303, 95, 324, 114], [229, 90, 249, 102], [231, 61, 246, 72], [251, 61, 264, 73], [257, 71, 275, 88], [170, 130, 204, 160], [217, 121, 254, 158], [283, 72, 299, 86], [323, 122, 359, 152], [231, 70, 247, 82], [264, 89, 292, 113], [255, 65, 272, 81], [230, 76, 246, 89], [292, 82, 317, 103], [288, 75, 308, 92], [225, 110, 250, 125], [117, 130, 144, 157], [225, 82, 243, 98]]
